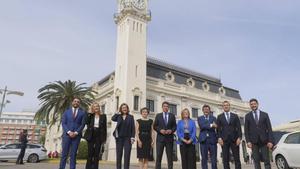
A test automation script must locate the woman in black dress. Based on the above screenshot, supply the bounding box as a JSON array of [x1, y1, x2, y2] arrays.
[[136, 107, 154, 169], [84, 103, 107, 169]]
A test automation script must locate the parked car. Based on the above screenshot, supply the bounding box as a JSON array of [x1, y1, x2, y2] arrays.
[[273, 131, 300, 169], [0, 143, 47, 163]]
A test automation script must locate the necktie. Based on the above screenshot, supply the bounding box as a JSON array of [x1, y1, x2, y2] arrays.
[[205, 116, 209, 122], [226, 112, 230, 124], [164, 113, 168, 125], [73, 108, 76, 119], [254, 111, 259, 124]]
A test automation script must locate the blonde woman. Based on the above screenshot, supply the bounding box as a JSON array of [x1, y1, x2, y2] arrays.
[[176, 108, 197, 169], [84, 103, 107, 169]]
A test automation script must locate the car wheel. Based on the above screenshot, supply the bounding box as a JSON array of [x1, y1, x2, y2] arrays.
[[27, 154, 39, 163], [276, 155, 289, 169]]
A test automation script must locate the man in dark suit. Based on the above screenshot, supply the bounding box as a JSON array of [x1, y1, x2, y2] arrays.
[[59, 98, 86, 169], [198, 105, 218, 169], [217, 101, 242, 169], [154, 101, 177, 169], [244, 98, 274, 169], [16, 129, 28, 165]]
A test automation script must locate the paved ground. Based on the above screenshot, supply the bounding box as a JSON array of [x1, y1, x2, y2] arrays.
[[0, 161, 276, 169]]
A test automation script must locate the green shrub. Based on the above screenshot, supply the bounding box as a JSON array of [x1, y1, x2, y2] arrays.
[[77, 140, 88, 159]]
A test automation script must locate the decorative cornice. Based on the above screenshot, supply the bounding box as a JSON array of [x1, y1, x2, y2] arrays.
[[114, 8, 151, 24]]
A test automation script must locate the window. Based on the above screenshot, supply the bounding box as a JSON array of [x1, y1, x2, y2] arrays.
[[6, 144, 20, 149], [202, 82, 210, 91], [169, 104, 177, 116], [101, 104, 106, 114], [27, 144, 40, 149], [35, 129, 40, 134], [116, 96, 119, 111], [284, 133, 300, 144], [134, 96, 139, 111], [135, 65, 138, 77], [192, 108, 198, 118], [187, 78, 195, 87], [165, 72, 174, 82], [146, 99, 155, 112]]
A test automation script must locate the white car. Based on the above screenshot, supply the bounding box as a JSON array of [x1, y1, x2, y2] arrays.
[[0, 143, 48, 163], [273, 131, 300, 169]]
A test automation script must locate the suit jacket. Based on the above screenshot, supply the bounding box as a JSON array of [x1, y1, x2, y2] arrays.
[[111, 113, 135, 139], [198, 115, 218, 144], [61, 107, 86, 137], [153, 112, 177, 143], [83, 113, 107, 143], [244, 110, 274, 144], [216, 112, 242, 142], [19, 133, 28, 148], [176, 119, 197, 144]]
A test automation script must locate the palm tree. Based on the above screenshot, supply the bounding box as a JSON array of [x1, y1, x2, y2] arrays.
[[35, 80, 97, 128]]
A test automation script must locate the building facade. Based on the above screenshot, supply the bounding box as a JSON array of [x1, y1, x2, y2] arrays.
[[91, 0, 250, 163], [45, 0, 250, 163], [0, 111, 46, 145], [273, 120, 300, 133]]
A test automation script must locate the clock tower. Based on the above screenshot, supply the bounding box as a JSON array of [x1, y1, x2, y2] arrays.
[[113, 0, 151, 113]]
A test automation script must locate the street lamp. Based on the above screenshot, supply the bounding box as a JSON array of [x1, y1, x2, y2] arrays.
[[0, 86, 24, 117]]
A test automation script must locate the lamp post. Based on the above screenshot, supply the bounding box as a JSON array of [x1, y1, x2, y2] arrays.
[[0, 86, 24, 117]]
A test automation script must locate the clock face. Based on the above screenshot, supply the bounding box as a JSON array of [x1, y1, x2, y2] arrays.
[[132, 0, 146, 10]]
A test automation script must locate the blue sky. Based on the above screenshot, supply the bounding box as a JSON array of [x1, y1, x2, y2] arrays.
[[0, 0, 299, 126]]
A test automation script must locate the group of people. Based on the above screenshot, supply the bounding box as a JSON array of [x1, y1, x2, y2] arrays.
[[58, 98, 274, 169]]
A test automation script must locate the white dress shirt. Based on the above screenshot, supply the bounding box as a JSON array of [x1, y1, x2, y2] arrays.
[[72, 107, 78, 118], [252, 109, 260, 121], [224, 111, 231, 123], [67, 107, 79, 135], [94, 116, 100, 128]]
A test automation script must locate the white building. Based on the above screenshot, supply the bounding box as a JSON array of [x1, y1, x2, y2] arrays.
[[0, 111, 36, 125], [45, 0, 250, 163], [0, 111, 46, 144], [273, 120, 300, 133], [91, 0, 250, 163]]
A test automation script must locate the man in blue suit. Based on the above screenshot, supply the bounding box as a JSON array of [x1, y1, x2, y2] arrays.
[[198, 105, 218, 169], [59, 98, 86, 169]]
